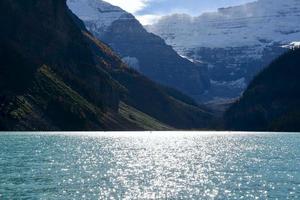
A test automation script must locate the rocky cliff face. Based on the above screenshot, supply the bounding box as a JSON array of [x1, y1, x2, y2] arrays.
[[67, 0, 210, 99], [148, 0, 300, 102]]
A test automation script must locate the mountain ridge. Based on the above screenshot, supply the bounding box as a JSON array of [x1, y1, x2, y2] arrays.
[[67, 0, 210, 99]]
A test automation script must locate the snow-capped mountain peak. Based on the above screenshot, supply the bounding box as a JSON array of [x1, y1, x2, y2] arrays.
[[67, 0, 134, 35], [148, 0, 300, 49]]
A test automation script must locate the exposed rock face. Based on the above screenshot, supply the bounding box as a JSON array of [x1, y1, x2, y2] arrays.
[[148, 0, 300, 102], [67, 0, 210, 98]]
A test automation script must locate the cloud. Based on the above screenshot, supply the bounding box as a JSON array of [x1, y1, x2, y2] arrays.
[[135, 14, 162, 25], [136, 0, 256, 16], [103, 0, 256, 25], [103, 0, 149, 14]]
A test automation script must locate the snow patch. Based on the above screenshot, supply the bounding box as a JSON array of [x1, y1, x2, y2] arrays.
[[282, 41, 300, 50], [179, 54, 203, 64], [148, 0, 300, 50], [210, 78, 247, 89], [122, 57, 140, 71], [67, 0, 133, 35]]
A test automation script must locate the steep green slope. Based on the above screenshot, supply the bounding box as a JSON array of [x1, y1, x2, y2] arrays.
[[0, 0, 129, 130], [119, 102, 172, 131], [225, 49, 300, 131], [0, 0, 121, 111], [0, 65, 139, 130]]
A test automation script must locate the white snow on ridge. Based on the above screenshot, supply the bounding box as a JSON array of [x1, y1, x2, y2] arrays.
[[67, 0, 134, 34], [147, 0, 300, 50], [122, 57, 140, 71], [210, 78, 247, 89], [282, 41, 300, 50], [179, 54, 203, 64]]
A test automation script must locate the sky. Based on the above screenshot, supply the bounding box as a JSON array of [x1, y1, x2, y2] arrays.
[[103, 0, 256, 25]]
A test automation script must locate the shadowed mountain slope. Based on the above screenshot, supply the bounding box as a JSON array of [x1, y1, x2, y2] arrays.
[[225, 49, 300, 131]]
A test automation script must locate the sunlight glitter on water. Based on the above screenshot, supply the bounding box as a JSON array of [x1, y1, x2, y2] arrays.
[[10, 131, 293, 137], [0, 132, 299, 199]]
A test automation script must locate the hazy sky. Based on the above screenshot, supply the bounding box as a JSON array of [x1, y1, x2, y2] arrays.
[[103, 0, 256, 24]]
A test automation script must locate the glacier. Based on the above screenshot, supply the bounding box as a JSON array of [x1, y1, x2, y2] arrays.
[[147, 0, 300, 102], [148, 0, 300, 50]]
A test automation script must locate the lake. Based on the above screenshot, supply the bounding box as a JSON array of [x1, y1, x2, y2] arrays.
[[0, 132, 299, 199]]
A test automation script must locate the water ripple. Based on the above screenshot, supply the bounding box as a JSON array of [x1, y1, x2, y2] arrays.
[[0, 133, 299, 199]]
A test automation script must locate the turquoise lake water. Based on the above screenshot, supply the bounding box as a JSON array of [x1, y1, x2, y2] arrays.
[[0, 132, 299, 199]]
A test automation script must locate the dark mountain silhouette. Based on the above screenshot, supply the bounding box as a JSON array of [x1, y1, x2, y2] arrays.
[[225, 49, 300, 131]]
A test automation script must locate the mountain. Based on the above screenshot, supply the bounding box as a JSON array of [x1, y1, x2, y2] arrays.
[[0, 0, 214, 131], [147, 0, 300, 102], [67, 0, 210, 99], [224, 48, 300, 132]]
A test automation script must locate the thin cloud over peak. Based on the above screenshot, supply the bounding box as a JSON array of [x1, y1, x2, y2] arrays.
[[102, 0, 149, 14], [103, 0, 256, 25]]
